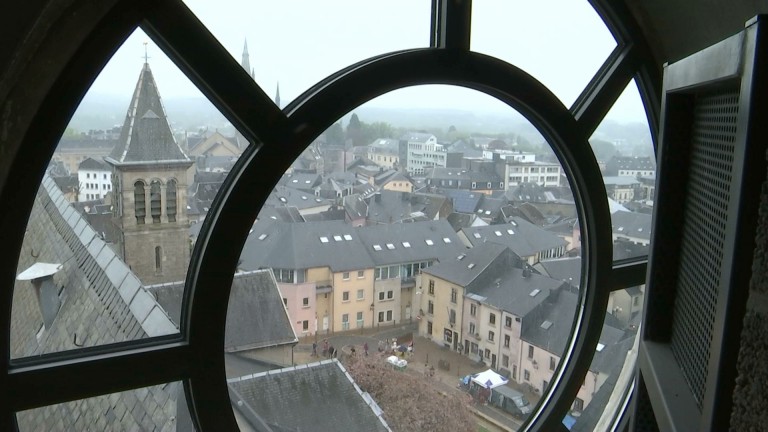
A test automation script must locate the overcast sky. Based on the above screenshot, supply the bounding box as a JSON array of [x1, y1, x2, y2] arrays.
[[86, 0, 647, 124]]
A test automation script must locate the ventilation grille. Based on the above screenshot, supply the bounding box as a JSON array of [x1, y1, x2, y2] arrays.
[[669, 88, 739, 408]]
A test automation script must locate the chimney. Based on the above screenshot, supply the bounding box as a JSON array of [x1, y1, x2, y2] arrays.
[[375, 193, 381, 203], [17, 262, 63, 328], [522, 266, 531, 278]]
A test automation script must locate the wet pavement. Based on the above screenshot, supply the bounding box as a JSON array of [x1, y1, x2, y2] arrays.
[[291, 322, 529, 431]]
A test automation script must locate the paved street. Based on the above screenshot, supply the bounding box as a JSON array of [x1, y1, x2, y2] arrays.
[[289, 322, 527, 431]]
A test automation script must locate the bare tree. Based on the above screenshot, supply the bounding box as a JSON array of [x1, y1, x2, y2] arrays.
[[345, 355, 476, 432]]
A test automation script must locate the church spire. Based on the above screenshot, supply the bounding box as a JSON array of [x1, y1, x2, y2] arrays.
[[105, 60, 190, 165], [275, 82, 281, 108], [241, 38, 254, 79]]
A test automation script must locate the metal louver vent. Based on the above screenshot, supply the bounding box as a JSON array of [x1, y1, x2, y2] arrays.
[[669, 87, 739, 408]]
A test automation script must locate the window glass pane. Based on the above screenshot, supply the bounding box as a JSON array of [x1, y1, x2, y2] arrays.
[[16, 382, 188, 431], [11, 29, 251, 359], [182, 0, 431, 109], [562, 302, 640, 430], [590, 80, 654, 261], [472, 0, 616, 107]]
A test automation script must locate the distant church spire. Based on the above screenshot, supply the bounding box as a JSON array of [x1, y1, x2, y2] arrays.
[[241, 38, 254, 79], [275, 82, 281, 108]]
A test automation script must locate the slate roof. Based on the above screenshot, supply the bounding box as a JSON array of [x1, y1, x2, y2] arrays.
[[475, 196, 507, 220], [611, 211, 652, 242], [356, 219, 466, 266], [520, 290, 579, 355], [78, 156, 110, 171], [13, 174, 179, 431], [470, 267, 570, 318], [521, 290, 626, 361], [461, 218, 567, 258], [604, 156, 656, 175], [279, 172, 322, 190], [148, 270, 297, 352], [265, 185, 331, 210], [344, 193, 369, 220], [240, 220, 374, 272], [443, 189, 484, 214], [369, 138, 400, 154], [228, 360, 390, 432], [366, 190, 433, 224], [603, 176, 641, 186], [401, 132, 435, 143], [423, 242, 510, 287], [106, 62, 191, 166], [533, 257, 582, 288]]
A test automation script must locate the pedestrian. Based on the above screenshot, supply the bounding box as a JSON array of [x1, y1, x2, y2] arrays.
[[322, 339, 329, 358], [312, 341, 317, 357], [328, 345, 336, 358], [363, 342, 369, 356], [351, 346, 356, 356]]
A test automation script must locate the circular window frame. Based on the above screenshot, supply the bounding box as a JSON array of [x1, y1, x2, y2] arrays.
[[0, 1, 660, 431]]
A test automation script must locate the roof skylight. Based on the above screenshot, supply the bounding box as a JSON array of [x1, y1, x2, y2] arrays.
[[473, 232, 482, 239], [468, 263, 475, 269], [373, 244, 383, 251], [596, 343, 605, 352], [258, 234, 267, 240], [541, 320, 553, 330], [334, 235, 342, 241], [386, 243, 395, 250], [402, 242, 411, 248], [425, 239, 434, 246], [344, 234, 353, 241], [494, 231, 502, 236], [507, 229, 515, 235], [443, 237, 451, 243], [529, 289, 541, 297], [320, 236, 329, 243]]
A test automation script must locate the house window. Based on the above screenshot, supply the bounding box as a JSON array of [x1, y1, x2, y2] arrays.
[[470, 304, 477, 316], [450, 288, 457, 303], [357, 270, 364, 278], [342, 272, 350, 280], [150, 180, 161, 223], [387, 290, 393, 299], [528, 345, 534, 359], [302, 297, 309, 307], [302, 320, 309, 331], [573, 398, 584, 412], [469, 322, 476, 335], [134, 181, 146, 224], [543, 380, 549, 392], [502, 355, 509, 368], [356, 311, 364, 327], [633, 295, 640, 306], [427, 321, 433, 335], [449, 309, 456, 325], [342, 314, 349, 330], [485, 349, 491, 359], [513, 366, 517, 380], [379, 292, 385, 301], [357, 289, 364, 300], [488, 331, 494, 341], [504, 335, 510, 348], [550, 356, 556, 371], [428, 300, 434, 314], [342, 291, 350, 302], [489, 313, 496, 325], [154, 246, 162, 274], [505, 316, 512, 328], [166, 179, 177, 222], [428, 279, 435, 295], [378, 312, 384, 323], [524, 370, 531, 381], [386, 310, 392, 321]]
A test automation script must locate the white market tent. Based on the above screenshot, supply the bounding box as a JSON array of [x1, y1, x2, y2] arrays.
[[471, 369, 508, 389]]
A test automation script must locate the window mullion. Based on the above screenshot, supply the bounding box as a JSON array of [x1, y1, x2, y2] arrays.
[[7, 343, 191, 412], [612, 259, 648, 291], [571, 44, 637, 137], [432, 0, 472, 50], [141, 0, 289, 145]]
